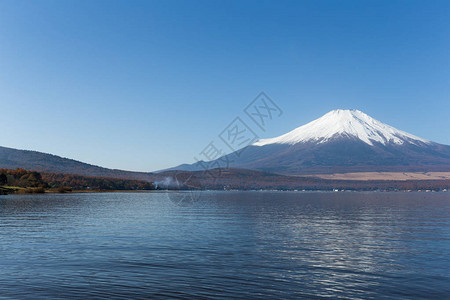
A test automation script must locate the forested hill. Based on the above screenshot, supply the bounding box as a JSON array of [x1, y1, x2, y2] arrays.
[[0, 146, 154, 181], [0, 168, 155, 194]]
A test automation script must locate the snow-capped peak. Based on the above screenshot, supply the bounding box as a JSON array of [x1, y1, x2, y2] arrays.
[[253, 109, 430, 146]]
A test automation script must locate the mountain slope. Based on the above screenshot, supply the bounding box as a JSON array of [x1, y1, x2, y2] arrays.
[[0, 146, 155, 181], [167, 109, 450, 174]]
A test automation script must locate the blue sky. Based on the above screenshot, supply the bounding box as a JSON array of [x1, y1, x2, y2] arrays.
[[0, 0, 449, 171]]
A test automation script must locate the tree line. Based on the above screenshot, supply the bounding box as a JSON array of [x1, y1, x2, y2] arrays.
[[0, 168, 155, 193]]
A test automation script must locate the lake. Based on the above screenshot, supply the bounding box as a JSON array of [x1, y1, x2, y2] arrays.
[[0, 191, 449, 299]]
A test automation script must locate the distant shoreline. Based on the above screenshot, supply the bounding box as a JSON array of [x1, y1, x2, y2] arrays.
[[304, 172, 450, 181]]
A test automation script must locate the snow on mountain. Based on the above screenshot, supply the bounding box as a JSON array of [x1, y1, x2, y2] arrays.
[[253, 109, 430, 147]]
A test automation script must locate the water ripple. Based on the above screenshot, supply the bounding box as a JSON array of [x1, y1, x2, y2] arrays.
[[0, 191, 449, 299]]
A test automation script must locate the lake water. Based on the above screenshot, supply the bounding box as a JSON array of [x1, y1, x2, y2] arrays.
[[0, 191, 449, 299]]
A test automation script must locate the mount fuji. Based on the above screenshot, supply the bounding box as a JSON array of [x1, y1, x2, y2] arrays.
[[168, 109, 450, 175]]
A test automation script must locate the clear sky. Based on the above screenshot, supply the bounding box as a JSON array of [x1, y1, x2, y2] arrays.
[[0, 0, 449, 172]]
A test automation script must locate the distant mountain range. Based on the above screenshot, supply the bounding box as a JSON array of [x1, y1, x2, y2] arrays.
[[2, 109, 450, 182], [166, 109, 450, 174], [0, 146, 155, 181]]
